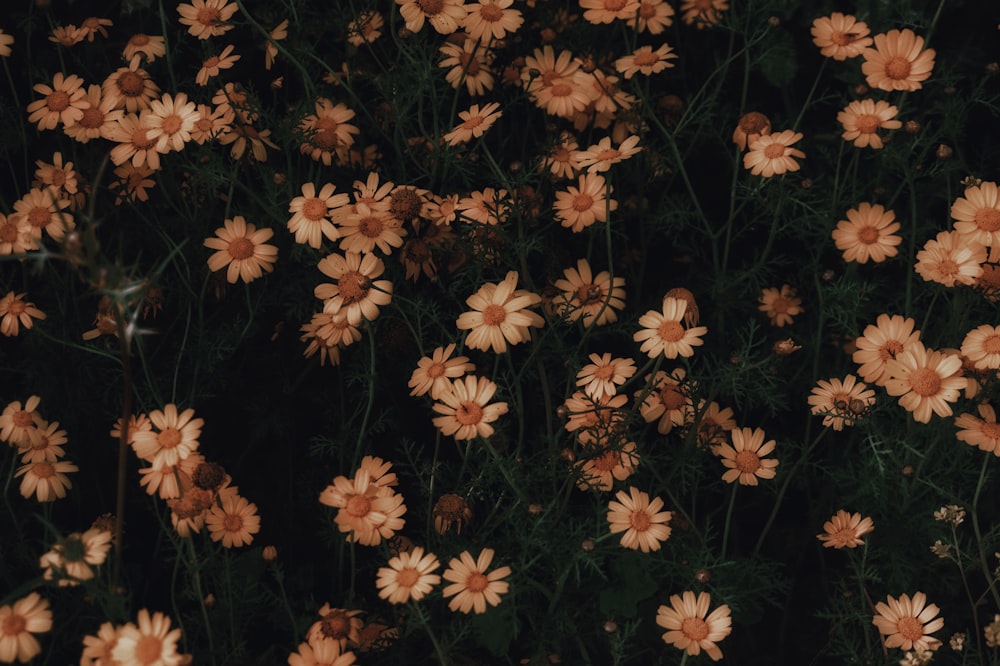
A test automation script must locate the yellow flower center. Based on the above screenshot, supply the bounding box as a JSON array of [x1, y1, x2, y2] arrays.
[[27, 207, 51, 229], [769, 297, 790, 314], [605, 0, 627, 10], [659, 385, 686, 410], [47, 90, 70, 112], [680, 616, 710, 641], [633, 51, 658, 67], [975, 208, 1000, 232], [576, 284, 605, 306], [426, 362, 446, 378], [310, 116, 341, 151], [34, 462, 55, 478], [358, 215, 384, 238], [657, 320, 685, 342], [418, 0, 444, 14], [551, 82, 573, 98], [461, 115, 485, 130], [131, 34, 151, 46], [878, 340, 904, 361], [223, 513, 243, 532], [12, 410, 33, 427], [593, 364, 615, 380], [321, 613, 351, 639], [629, 509, 651, 531], [135, 635, 164, 664], [466, 571, 489, 592], [982, 334, 1000, 355], [0, 221, 18, 242], [455, 401, 484, 426], [227, 237, 255, 260], [117, 71, 145, 96], [196, 6, 222, 26], [572, 193, 594, 212], [132, 128, 157, 151], [896, 616, 924, 642], [857, 225, 880, 244], [161, 114, 182, 135], [855, 114, 880, 134], [1, 614, 26, 635], [158, 427, 182, 449], [345, 494, 371, 517], [885, 56, 912, 80], [480, 3, 504, 21], [763, 143, 786, 159], [338, 270, 370, 305], [301, 198, 327, 221], [908, 367, 941, 396], [397, 567, 420, 588], [734, 449, 761, 473], [481, 303, 507, 326]]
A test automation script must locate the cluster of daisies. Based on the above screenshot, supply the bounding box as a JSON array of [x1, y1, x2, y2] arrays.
[[0, 396, 78, 502]]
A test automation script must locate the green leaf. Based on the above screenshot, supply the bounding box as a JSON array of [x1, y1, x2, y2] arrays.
[[598, 553, 657, 618], [759, 31, 797, 89]]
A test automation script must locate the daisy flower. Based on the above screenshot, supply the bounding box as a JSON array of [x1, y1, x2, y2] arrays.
[[817, 510, 874, 549], [33, 152, 77, 195], [319, 469, 407, 546], [40, 527, 112, 585], [0, 396, 43, 446], [543, 131, 580, 180], [758, 284, 802, 327], [915, 230, 986, 287], [204, 216, 278, 284], [633, 296, 708, 359], [108, 113, 162, 171], [146, 92, 199, 153], [562, 392, 628, 445], [885, 342, 965, 423], [177, 0, 239, 39], [872, 592, 944, 652], [952, 180, 1000, 247], [11, 187, 74, 242], [206, 494, 261, 548], [0, 593, 52, 664], [0, 292, 46, 337], [433, 493, 473, 535], [955, 403, 1000, 456], [576, 439, 640, 491], [635, 0, 675, 33], [521, 46, 592, 119], [808, 375, 876, 430], [732, 111, 770, 150], [553, 259, 626, 327], [409, 343, 476, 399], [456, 271, 544, 353], [714, 427, 779, 486], [396, 0, 468, 34], [315, 251, 393, 326], [64, 84, 123, 143], [26, 72, 87, 131], [297, 98, 359, 166], [463, 0, 523, 41], [439, 39, 495, 96], [576, 353, 636, 403], [581, 0, 640, 25], [554, 173, 618, 232], [338, 204, 406, 255], [853, 314, 921, 386], [432, 375, 509, 440], [103, 56, 160, 113], [0, 28, 13, 57], [692, 401, 736, 448], [288, 640, 356, 666], [217, 120, 279, 162], [442, 548, 511, 614], [16, 459, 78, 501], [123, 33, 166, 62], [456, 188, 510, 225], [606, 486, 672, 552], [111, 610, 184, 666], [810, 13, 872, 60], [443, 102, 503, 146], [636, 369, 694, 434], [961, 324, 1000, 369], [347, 11, 383, 46], [614, 44, 677, 79], [189, 103, 234, 145], [0, 213, 37, 255], [744, 130, 805, 177], [306, 605, 363, 650], [19, 419, 67, 463], [131, 403, 203, 468], [679, 0, 728, 28], [656, 591, 732, 661], [862, 29, 935, 92], [79, 16, 113, 41], [196, 45, 240, 86], [838, 99, 902, 149], [375, 546, 441, 604], [572, 135, 642, 173], [111, 163, 157, 204], [832, 202, 901, 264], [80, 621, 120, 665], [49, 25, 85, 49], [287, 183, 348, 249]]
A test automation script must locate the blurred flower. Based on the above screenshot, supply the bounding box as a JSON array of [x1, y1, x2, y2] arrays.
[[0, 593, 52, 664], [636, 369, 694, 434], [80, 621, 119, 665], [464, 0, 523, 40], [112, 610, 184, 665], [758, 284, 802, 327], [961, 324, 1000, 369], [0, 292, 46, 337], [197, 45, 240, 86], [409, 343, 475, 399], [39, 527, 111, 586], [692, 401, 736, 448], [19, 419, 66, 463], [838, 99, 901, 149], [635, 0, 675, 33], [347, 12, 382, 46], [955, 403, 1000, 455], [810, 13, 872, 60], [933, 504, 966, 526], [306, 605, 363, 651], [732, 111, 770, 151], [614, 44, 677, 79], [444, 102, 503, 145], [265, 19, 288, 69], [439, 39, 495, 96], [885, 342, 965, 423], [49, 24, 85, 47], [656, 591, 732, 660], [607, 486, 671, 552], [204, 216, 278, 284], [952, 180, 1000, 247], [872, 592, 944, 652], [376, 546, 441, 603], [288, 640, 356, 666], [572, 135, 641, 173], [78, 16, 112, 41], [634, 296, 707, 358], [396, 0, 467, 34], [581, 0, 639, 24], [432, 375, 509, 440], [832, 203, 901, 264], [986, 615, 1000, 648], [0, 28, 13, 57], [679, 0, 728, 28], [0, 396, 42, 446], [16, 459, 78, 501], [177, 0, 238, 39], [862, 29, 935, 92], [111, 163, 157, 204], [817, 510, 874, 548], [123, 33, 166, 62], [915, 230, 986, 287], [0, 213, 37, 255], [744, 130, 805, 177], [442, 548, 511, 614]]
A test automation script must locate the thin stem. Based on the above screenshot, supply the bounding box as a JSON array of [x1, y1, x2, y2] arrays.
[[412, 600, 450, 665], [720, 482, 739, 559]]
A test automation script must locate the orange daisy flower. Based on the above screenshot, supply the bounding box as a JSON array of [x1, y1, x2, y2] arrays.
[[0, 396, 43, 446], [955, 403, 1000, 456], [872, 592, 944, 652], [305, 604, 363, 650], [287, 640, 356, 666], [375, 546, 441, 604], [0, 593, 53, 664], [441, 548, 511, 614], [581, 0, 640, 24], [606, 486, 672, 552], [314, 252, 393, 326], [0, 292, 46, 337], [732, 111, 771, 151], [636, 369, 695, 434], [146, 92, 199, 153], [853, 314, 921, 386], [338, 204, 406, 255], [576, 438, 640, 491], [26, 72, 87, 131], [189, 103, 234, 145], [196, 44, 240, 86], [838, 99, 902, 149], [432, 375, 509, 440], [884, 342, 965, 423], [19, 419, 67, 463], [103, 56, 161, 113], [634, 296, 707, 359], [287, 183, 348, 249], [832, 202, 902, 264], [635, 0, 675, 34], [862, 29, 935, 92], [817, 510, 874, 549], [177, 0, 239, 39], [206, 494, 261, 548], [614, 44, 677, 79], [758, 284, 802, 327], [78, 16, 113, 41], [319, 469, 407, 546], [572, 135, 642, 173], [12, 187, 74, 242], [952, 180, 1000, 247], [656, 591, 732, 661], [111, 163, 157, 204], [743, 130, 805, 177], [808, 375, 876, 431], [16, 459, 78, 501], [576, 353, 636, 403], [204, 216, 278, 284], [679, 0, 728, 28], [346, 12, 383, 47], [123, 33, 166, 62], [297, 98, 359, 166], [463, 0, 524, 41], [456, 271, 544, 353], [396, 0, 468, 34], [960, 324, 1000, 369], [444, 102, 503, 146], [108, 113, 162, 171], [810, 13, 872, 60], [554, 173, 618, 232], [131, 403, 204, 468], [64, 84, 123, 143], [914, 230, 986, 287], [111, 610, 184, 666], [714, 427, 779, 486], [692, 400, 736, 448], [0, 213, 38, 255], [409, 343, 476, 399], [439, 39, 495, 96]]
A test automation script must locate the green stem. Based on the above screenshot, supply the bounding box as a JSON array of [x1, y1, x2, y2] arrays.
[[412, 600, 450, 665], [720, 483, 739, 559]]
